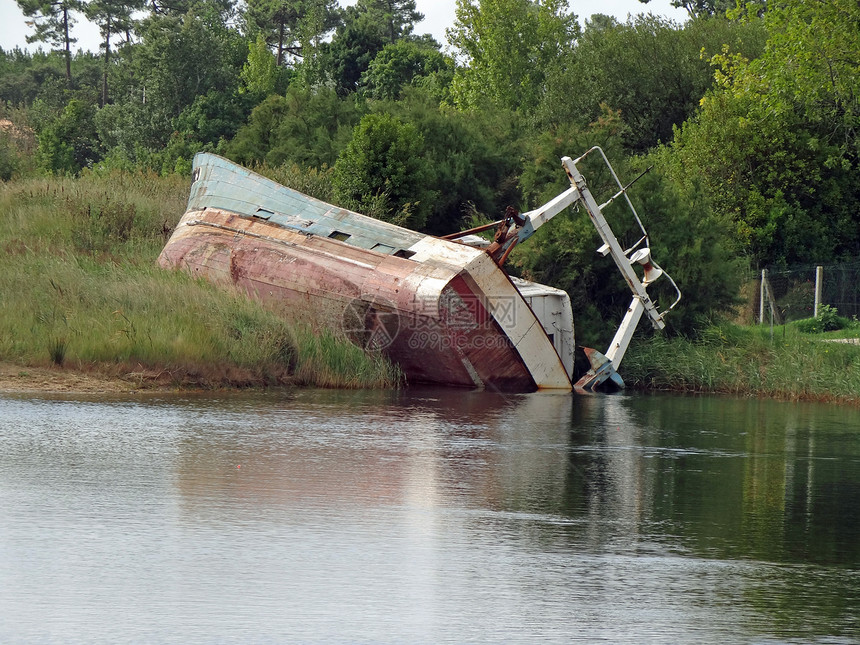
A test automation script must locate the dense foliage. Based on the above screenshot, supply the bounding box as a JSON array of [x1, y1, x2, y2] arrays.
[[2, 0, 858, 349], [660, 0, 860, 267]]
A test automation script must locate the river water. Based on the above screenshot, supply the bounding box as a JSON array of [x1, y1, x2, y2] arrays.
[[1, 388, 859, 644]]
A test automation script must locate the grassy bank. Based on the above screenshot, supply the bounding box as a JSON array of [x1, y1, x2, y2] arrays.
[[0, 171, 400, 390], [6, 170, 857, 401], [623, 321, 860, 405]]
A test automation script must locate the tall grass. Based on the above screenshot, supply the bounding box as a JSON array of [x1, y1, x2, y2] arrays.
[[0, 170, 401, 389], [624, 322, 860, 404]]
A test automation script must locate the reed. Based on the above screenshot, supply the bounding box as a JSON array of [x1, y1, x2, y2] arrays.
[[624, 322, 860, 405], [0, 170, 401, 390]]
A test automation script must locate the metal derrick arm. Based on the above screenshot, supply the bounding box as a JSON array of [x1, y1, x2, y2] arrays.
[[452, 146, 682, 391]]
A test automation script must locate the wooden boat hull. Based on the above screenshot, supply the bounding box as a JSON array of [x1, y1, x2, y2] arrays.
[[158, 154, 573, 392]]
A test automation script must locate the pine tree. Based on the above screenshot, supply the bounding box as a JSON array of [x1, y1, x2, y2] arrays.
[[17, 0, 83, 82], [84, 0, 144, 105]]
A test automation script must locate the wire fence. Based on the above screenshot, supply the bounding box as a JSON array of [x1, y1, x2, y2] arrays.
[[760, 262, 860, 323]]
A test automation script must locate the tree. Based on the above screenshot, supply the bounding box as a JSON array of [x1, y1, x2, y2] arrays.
[[226, 94, 291, 165], [332, 112, 431, 228], [36, 98, 100, 173], [371, 90, 523, 234], [447, 0, 578, 114], [17, 0, 83, 82], [174, 88, 255, 147], [359, 40, 450, 101], [663, 0, 860, 265], [144, 0, 234, 16], [227, 86, 362, 168], [97, 1, 247, 164], [0, 48, 68, 107], [240, 33, 282, 99], [636, 0, 738, 19], [323, 0, 426, 96], [290, 0, 339, 87], [365, 0, 423, 44], [323, 6, 387, 96], [127, 4, 242, 120], [755, 0, 859, 163], [537, 14, 766, 152], [84, 0, 144, 106], [243, 0, 339, 67]]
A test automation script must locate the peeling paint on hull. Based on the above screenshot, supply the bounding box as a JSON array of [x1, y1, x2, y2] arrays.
[[158, 154, 573, 392]]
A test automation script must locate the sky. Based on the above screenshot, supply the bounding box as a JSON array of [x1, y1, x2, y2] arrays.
[[0, 0, 689, 54]]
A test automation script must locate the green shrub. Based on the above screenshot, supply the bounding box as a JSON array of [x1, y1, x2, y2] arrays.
[[332, 112, 431, 229], [793, 304, 849, 334], [0, 132, 19, 181]]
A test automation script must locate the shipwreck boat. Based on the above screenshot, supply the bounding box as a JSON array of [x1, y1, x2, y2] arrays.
[[158, 149, 680, 392]]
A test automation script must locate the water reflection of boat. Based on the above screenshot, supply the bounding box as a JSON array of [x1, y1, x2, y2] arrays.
[[158, 150, 679, 392], [172, 388, 575, 511]]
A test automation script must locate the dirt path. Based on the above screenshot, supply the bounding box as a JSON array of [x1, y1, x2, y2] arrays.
[[0, 362, 142, 394]]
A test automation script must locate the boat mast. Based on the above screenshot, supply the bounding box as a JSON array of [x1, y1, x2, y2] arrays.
[[450, 147, 682, 391]]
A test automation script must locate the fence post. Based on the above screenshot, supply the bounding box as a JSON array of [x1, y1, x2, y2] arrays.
[[760, 269, 767, 324], [814, 265, 823, 318]]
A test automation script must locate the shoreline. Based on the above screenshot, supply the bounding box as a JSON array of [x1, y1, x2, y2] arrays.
[[0, 362, 160, 395], [2, 361, 858, 407], [0, 362, 630, 398], [0, 362, 269, 395]]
